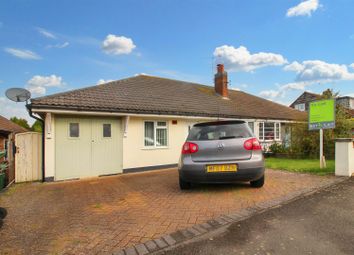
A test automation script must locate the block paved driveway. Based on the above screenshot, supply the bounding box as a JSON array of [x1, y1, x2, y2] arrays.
[[0, 169, 337, 255]]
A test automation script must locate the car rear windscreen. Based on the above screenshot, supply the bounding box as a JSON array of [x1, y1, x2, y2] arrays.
[[187, 123, 253, 141]]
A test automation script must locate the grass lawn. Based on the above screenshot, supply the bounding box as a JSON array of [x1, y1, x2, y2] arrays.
[[265, 157, 335, 175]]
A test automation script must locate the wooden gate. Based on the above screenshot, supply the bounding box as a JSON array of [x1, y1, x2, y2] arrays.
[[15, 132, 42, 182]]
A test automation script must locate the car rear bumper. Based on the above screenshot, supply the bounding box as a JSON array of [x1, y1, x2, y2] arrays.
[[178, 154, 265, 183]]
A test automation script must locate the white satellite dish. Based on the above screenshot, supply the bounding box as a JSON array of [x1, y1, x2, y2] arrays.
[[5, 88, 31, 103]]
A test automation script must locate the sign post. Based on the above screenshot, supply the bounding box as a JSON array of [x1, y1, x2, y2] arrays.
[[309, 99, 335, 168], [319, 128, 324, 168]]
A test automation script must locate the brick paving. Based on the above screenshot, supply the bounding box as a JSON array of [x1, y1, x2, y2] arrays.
[[0, 169, 338, 255]]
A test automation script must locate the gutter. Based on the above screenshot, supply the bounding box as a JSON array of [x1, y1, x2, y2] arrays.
[[30, 107, 303, 123], [26, 105, 45, 182]]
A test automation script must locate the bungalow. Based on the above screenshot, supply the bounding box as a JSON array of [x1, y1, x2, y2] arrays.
[[28, 64, 305, 181]]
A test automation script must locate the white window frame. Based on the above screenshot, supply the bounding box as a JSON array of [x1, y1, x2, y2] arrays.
[[143, 121, 168, 148], [294, 103, 305, 111], [258, 122, 281, 141], [275, 123, 281, 140], [247, 121, 255, 134]]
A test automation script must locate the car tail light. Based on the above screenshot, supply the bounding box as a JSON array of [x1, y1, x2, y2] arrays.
[[243, 138, 262, 151], [182, 142, 199, 154]]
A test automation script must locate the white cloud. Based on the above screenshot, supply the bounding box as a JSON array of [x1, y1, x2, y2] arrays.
[[134, 73, 149, 76], [26, 75, 65, 95], [260, 80, 330, 100], [259, 89, 284, 98], [283, 61, 304, 72], [97, 79, 113, 85], [0, 97, 33, 124], [286, 0, 320, 17], [36, 27, 56, 39], [261, 60, 354, 100], [47, 42, 69, 49], [213, 45, 287, 72], [102, 34, 136, 55], [350, 63, 354, 70], [284, 60, 354, 82], [4, 48, 41, 60], [230, 83, 249, 91]]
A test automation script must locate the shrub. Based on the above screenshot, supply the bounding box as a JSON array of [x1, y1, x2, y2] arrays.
[[268, 142, 288, 155], [288, 99, 352, 159]]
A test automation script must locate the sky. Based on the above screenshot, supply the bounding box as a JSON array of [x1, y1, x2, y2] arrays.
[[0, 0, 354, 123]]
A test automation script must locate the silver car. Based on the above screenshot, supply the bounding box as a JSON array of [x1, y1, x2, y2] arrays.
[[178, 121, 265, 189]]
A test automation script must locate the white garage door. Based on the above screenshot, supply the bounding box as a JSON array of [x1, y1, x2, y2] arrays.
[[55, 116, 122, 180]]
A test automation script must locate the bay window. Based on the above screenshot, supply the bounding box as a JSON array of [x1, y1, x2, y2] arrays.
[[144, 121, 168, 147], [259, 122, 281, 141]]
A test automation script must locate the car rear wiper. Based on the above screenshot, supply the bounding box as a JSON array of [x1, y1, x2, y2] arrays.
[[219, 135, 241, 140]]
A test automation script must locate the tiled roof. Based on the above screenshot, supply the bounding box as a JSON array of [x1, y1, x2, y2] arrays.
[[0, 115, 28, 134], [30, 75, 306, 121], [289, 91, 321, 108]]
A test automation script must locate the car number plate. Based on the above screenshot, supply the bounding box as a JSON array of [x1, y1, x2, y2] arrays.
[[206, 164, 237, 173]]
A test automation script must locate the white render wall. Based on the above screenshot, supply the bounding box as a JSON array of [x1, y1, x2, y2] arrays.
[[42, 112, 289, 178], [121, 117, 284, 169], [122, 117, 205, 169], [335, 139, 354, 177]]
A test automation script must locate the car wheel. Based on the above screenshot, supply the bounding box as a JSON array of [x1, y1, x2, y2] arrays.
[[179, 177, 191, 190], [250, 175, 264, 188]]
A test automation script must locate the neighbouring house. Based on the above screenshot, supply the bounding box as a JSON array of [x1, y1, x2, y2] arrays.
[[28, 64, 306, 181], [290, 91, 354, 137], [0, 115, 27, 186], [290, 91, 354, 113], [336, 96, 354, 110], [289, 91, 321, 112]]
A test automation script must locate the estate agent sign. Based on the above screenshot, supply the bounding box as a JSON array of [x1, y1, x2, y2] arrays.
[[309, 99, 335, 130], [308, 98, 336, 169]]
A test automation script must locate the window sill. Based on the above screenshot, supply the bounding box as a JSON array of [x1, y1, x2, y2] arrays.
[[141, 146, 169, 150]]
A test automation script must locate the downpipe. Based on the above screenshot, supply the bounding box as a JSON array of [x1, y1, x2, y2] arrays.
[[26, 105, 45, 182]]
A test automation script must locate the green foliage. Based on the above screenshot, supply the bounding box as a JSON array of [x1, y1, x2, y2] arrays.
[[10, 117, 30, 130], [289, 89, 353, 159], [10, 117, 43, 132], [31, 120, 43, 133], [321, 88, 339, 99], [265, 157, 334, 175], [268, 143, 288, 154]]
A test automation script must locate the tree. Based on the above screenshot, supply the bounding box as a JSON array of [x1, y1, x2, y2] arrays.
[[321, 88, 339, 99], [10, 117, 30, 130], [31, 120, 43, 133]]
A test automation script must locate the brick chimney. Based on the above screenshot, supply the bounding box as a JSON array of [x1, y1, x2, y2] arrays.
[[214, 64, 228, 98]]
